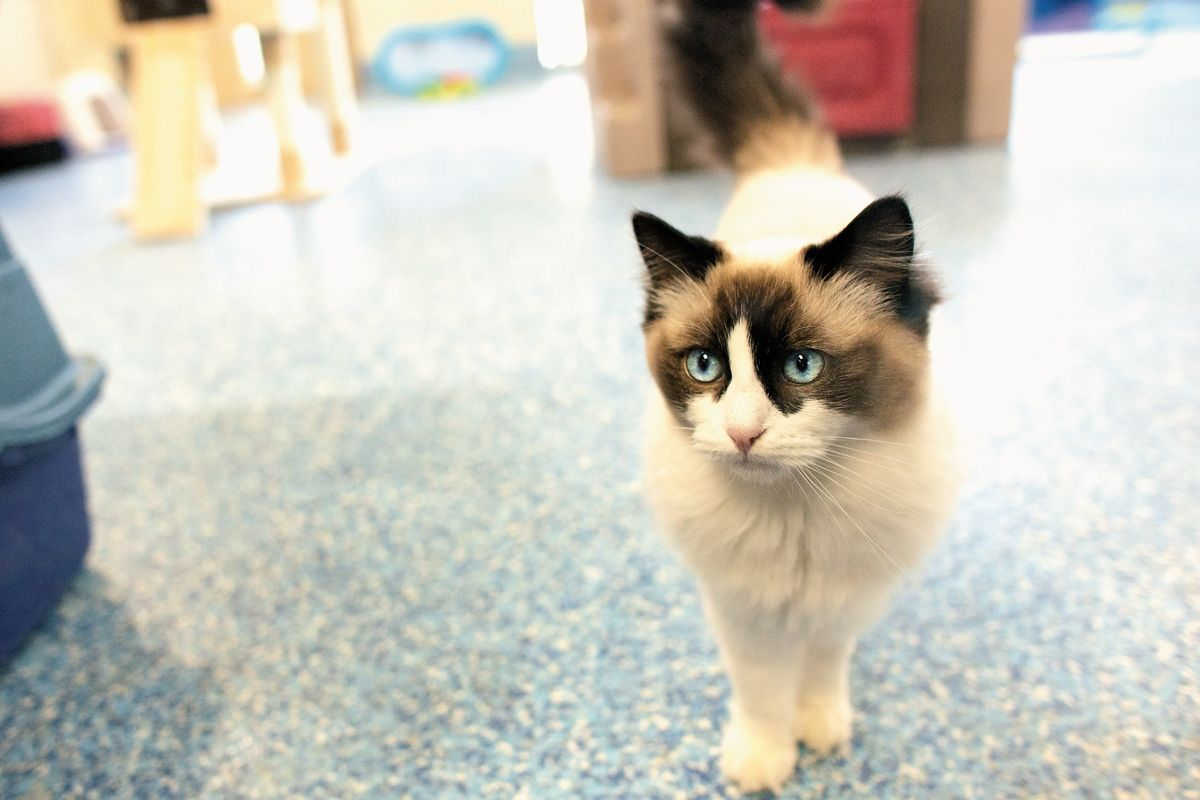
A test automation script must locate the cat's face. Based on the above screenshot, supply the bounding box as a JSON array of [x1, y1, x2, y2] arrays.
[[637, 197, 938, 483]]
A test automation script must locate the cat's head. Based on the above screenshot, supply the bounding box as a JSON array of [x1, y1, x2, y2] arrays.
[[636, 196, 939, 482]]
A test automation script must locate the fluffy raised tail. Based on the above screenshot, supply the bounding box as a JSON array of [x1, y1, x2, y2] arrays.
[[665, 0, 841, 174]]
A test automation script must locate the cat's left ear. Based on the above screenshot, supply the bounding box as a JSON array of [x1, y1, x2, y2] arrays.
[[803, 195, 939, 336], [633, 211, 725, 323]]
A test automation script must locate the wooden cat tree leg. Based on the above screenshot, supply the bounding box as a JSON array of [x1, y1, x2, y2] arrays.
[[200, 79, 222, 169], [312, 0, 357, 155], [261, 30, 308, 192], [128, 20, 210, 238]]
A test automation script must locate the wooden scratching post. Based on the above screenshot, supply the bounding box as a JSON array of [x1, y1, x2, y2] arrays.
[[120, 0, 360, 239]]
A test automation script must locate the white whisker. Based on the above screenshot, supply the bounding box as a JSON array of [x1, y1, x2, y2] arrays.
[[811, 458, 944, 512], [824, 435, 932, 449], [822, 441, 950, 473], [821, 443, 956, 483], [805, 459, 919, 515], [639, 243, 696, 283], [795, 464, 910, 580], [788, 465, 849, 548]]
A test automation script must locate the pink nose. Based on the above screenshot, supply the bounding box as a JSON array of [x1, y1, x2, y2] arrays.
[[727, 426, 765, 455]]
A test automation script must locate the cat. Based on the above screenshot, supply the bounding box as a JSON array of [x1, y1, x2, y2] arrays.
[[634, 1, 960, 792]]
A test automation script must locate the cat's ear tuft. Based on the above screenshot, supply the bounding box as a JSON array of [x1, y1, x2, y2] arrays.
[[632, 211, 723, 290], [804, 196, 938, 336], [805, 195, 914, 281]]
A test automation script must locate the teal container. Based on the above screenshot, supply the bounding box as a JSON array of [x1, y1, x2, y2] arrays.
[[0, 227, 105, 664]]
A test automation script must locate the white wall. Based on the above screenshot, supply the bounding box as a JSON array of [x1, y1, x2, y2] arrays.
[[0, 0, 56, 100]]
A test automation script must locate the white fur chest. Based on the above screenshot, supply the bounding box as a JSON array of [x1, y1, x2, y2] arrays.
[[643, 392, 957, 630]]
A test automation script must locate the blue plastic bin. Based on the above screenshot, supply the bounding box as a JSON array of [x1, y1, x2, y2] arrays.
[[0, 227, 104, 665]]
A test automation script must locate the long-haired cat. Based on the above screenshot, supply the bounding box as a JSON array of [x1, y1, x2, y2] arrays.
[[635, 1, 959, 792]]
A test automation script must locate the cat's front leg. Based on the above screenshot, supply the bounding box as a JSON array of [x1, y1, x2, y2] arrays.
[[793, 636, 856, 755], [705, 598, 802, 793]]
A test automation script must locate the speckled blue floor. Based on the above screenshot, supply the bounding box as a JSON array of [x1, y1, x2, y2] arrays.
[[2, 37, 1199, 799]]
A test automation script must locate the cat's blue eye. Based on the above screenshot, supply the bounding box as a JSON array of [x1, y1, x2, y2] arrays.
[[782, 349, 825, 384], [684, 348, 724, 383]]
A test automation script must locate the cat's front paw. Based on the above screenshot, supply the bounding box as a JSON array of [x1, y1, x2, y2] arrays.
[[793, 695, 853, 755], [720, 719, 797, 793]]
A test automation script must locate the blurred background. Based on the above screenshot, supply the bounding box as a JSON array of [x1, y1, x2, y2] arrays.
[[1, 0, 1198, 797]]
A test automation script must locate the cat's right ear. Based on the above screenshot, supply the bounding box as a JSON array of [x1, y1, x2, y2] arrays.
[[632, 211, 724, 295]]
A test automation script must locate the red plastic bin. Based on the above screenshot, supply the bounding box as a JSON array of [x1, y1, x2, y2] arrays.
[[759, 0, 918, 136], [0, 101, 61, 146]]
